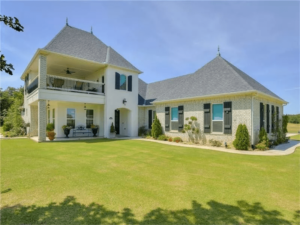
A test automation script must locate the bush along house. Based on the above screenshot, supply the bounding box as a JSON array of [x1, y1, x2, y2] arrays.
[[21, 23, 287, 145]]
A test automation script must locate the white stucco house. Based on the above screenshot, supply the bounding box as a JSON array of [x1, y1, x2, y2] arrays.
[[21, 24, 287, 144]]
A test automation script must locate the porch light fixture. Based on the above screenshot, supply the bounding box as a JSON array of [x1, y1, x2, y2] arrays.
[[47, 101, 50, 109], [123, 99, 127, 105], [84, 103, 86, 110]]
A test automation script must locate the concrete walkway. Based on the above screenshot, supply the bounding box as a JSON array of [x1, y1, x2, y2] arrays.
[[115, 137, 300, 156]]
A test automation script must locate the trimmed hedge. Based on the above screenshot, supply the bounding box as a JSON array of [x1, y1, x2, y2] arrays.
[[233, 124, 250, 150]]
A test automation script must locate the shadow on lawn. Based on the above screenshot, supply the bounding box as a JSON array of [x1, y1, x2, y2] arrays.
[[1, 196, 297, 225]]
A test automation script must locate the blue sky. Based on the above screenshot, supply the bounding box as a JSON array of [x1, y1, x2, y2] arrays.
[[1, 1, 299, 114]]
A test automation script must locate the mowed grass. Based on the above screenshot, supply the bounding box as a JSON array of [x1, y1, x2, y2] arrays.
[[288, 123, 300, 133], [1, 139, 299, 224], [290, 135, 300, 141]]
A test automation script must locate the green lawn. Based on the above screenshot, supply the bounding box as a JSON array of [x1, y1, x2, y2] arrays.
[[290, 135, 300, 141], [1, 139, 299, 224], [288, 123, 300, 133]]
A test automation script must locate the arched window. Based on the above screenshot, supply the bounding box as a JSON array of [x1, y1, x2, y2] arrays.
[[120, 74, 126, 90]]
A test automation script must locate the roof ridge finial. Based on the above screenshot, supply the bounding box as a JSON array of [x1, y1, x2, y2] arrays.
[[217, 45, 221, 56], [66, 17, 68, 26], [91, 26, 93, 34]]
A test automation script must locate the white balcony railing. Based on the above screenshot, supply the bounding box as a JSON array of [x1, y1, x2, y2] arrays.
[[46, 75, 105, 95]]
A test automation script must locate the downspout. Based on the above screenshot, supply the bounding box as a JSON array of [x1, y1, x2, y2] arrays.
[[251, 95, 254, 146]]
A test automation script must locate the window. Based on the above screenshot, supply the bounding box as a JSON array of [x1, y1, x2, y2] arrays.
[[47, 109, 50, 124], [120, 74, 126, 90], [52, 109, 55, 129], [153, 111, 156, 123], [67, 108, 75, 128], [86, 109, 94, 128], [212, 104, 223, 132], [171, 107, 178, 130]]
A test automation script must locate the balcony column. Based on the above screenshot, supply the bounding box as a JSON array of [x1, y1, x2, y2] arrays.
[[38, 100, 47, 142], [38, 55, 47, 89]]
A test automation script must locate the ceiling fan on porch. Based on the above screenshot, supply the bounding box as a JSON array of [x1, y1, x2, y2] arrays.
[[64, 68, 76, 75]]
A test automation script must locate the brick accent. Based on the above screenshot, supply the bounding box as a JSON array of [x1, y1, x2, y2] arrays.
[[38, 100, 47, 142], [38, 55, 47, 89], [30, 105, 38, 136]]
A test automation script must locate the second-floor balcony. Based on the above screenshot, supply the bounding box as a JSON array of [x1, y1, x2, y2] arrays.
[[27, 75, 105, 95]]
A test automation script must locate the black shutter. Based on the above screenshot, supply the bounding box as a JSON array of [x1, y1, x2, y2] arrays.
[[223, 102, 232, 134], [178, 106, 184, 132], [128, 75, 132, 92], [260, 103, 264, 130], [271, 105, 275, 132], [115, 72, 120, 90], [204, 103, 211, 133], [266, 104, 270, 133], [276, 106, 279, 124], [102, 76, 105, 94], [148, 110, 152, 129], [165, 107, 170, 131]]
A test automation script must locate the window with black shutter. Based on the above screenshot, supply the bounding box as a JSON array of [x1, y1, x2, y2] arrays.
[[276, 106, 279, 124], [178, 106, 184, 132], [260, 102, 264, 130], [223, 102, 232, 134], [102, 76, 105, 94], [128, 75, 132, 92], [204, 103, 211, 133], [115, 72, 120, 90], [266, 104, 270, 133], [165, 107, 170, 131], [148, 110, 152, 129]]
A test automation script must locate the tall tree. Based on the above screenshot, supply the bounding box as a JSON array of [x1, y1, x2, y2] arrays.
[[0, 15, 24, 75]]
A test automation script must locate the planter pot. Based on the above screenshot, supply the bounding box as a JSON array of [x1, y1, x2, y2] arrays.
[[64, 128, 70, 138], [48, 131, 56, 141], [110, 132, 116, 138], [92, 128, 98, 137]]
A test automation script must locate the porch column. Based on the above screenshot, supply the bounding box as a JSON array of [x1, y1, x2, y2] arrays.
[[30, 105, 38, 136], [38, 55, 47, 89], [38, 100, 47, 142]]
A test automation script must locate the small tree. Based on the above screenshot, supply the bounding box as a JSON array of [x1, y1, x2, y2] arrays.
[[233, 124, 250, 150], [110, 122, 115, 133], [151, 115, 162, 139], [182, 116, 199, 142]]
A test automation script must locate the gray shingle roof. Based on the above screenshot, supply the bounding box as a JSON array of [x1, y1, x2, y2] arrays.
[[139, 56, 284, 105], [44, 25, 140, 72]]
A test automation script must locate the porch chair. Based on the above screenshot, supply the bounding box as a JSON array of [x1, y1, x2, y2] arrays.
[[52, 78, 65, 88], [74, 81, 84, 90]]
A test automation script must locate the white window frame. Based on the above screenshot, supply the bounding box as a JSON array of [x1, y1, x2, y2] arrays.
[[52, 108, 55, 129], [212, 103, 224, 134], [67, 108, 76, 128], [120, 74, 127, 91], [47, 109, 50, 124], [171, 107, 178, 122], [86, 109, 94, 128]]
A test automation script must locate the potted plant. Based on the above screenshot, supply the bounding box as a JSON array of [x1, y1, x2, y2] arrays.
[[62, 125, 72, 138], [110, 122, 116, 138], [91, 125, 99, 137], [46, 123, 56, 141]]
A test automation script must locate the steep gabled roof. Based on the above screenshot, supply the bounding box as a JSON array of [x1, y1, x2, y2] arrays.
[[138, 56, 284, 105], [43, 25, 140, 72]]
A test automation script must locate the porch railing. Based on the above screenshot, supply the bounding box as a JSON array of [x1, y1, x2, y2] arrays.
[[27, 77, 38, 94], [46, 75, 105, 95]]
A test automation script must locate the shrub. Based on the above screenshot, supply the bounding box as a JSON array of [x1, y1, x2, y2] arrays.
[[157, 135, 168, 141], [138, 126, 147, 136], [146, 135, 152, 139], [168, 137, 173, 142], [110, 123, 115, 133], [173, 137, 182, 143], [146, 129, 152, 137], [46, 123, 54, 132], [151, 116, 162, 139], [233, 124, 250, 150], [209, 139, 222, 147], [256, 141, 269, 151], [3, 122, 12, 132]]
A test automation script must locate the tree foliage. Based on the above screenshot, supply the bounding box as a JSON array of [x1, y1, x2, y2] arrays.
[[233, 124, 250, 150], [287, 114, 300, 124], [151, 115, 162, 139], [0, 15, 24, 75]]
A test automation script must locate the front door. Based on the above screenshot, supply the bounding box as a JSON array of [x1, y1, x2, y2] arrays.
[[114, 110, 120, 135]]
